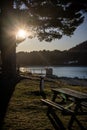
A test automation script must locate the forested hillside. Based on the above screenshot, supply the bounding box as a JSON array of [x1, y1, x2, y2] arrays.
[[16, 41, 87, 66], [1, 41, 87, 67]]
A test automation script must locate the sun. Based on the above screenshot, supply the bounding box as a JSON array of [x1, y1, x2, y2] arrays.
[[16, 29, 27, 39]]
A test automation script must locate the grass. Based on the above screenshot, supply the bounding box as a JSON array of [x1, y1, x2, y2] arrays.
[[2, 76, 87, 130]]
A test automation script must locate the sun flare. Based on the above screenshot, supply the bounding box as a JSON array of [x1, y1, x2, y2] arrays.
[[16, 29, 27, 39]]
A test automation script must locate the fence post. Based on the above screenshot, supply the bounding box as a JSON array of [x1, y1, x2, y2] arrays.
[[39, 76, 46, 99], [40, 76, 44, 93]]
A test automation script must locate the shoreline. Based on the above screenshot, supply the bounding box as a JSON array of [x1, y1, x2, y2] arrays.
[[57, 77, 87, 87], [19, 66, 87, 80], [20, 72, 87, 87]]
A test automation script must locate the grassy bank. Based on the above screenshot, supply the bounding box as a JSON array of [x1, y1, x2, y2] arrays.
[[2, 76, 87, 130]]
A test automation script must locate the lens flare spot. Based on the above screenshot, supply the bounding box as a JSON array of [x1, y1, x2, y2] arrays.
[[17, 29, 27, 39]]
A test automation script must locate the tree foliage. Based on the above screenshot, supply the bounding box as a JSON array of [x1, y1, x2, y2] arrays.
[[0, 0, 87, 45], [14, 0, 87, 42]]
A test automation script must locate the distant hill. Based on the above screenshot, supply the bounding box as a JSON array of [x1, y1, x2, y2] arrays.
[[69, 41, 87, 52], [16, 40, 87, 66], [66, 41, 87, 65], [0, 40, 87, 66]]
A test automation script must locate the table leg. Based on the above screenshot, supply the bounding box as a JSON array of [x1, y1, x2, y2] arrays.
[[68, 102, 86, 130], [47, 107, 66, 130], [52, 93, 57, 102]]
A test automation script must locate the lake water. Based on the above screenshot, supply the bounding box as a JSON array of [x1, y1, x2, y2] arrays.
[[20, 66, 87, 79]]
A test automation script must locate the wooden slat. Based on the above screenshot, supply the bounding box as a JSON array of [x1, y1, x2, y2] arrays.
[[52, 88, 87, 101], [41, 99, 73, 114]]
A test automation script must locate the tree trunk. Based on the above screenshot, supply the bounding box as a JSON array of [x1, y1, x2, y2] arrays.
[[1, 0, 16, 78], [1, 39, 16, 78], [0, 1, 18, 128]]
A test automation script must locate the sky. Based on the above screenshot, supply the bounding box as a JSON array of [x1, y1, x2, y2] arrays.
[[16, 15, 87, 52]]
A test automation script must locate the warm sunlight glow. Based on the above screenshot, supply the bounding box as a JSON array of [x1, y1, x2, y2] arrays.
[[16, 27, 34, 43], [17, 29, 27, 39]]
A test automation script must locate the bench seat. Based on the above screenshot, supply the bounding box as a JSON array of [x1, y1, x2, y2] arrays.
[[41, 99, 74, 115]]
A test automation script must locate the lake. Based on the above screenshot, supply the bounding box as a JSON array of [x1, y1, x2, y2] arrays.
[[20, 66, 87, 79]]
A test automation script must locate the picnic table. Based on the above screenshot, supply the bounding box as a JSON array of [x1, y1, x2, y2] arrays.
[[41, 88, 87, 130]]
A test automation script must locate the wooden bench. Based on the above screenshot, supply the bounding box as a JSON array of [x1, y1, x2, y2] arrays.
[[41, 99, 73, 115], [41, 99, 87, 130], [41, 98, 68, 130], [41, 88, 87, 130]]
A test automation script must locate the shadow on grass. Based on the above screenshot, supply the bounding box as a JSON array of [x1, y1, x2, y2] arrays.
[[0, 75, 21, 129], [24, 90, 47, 99]]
